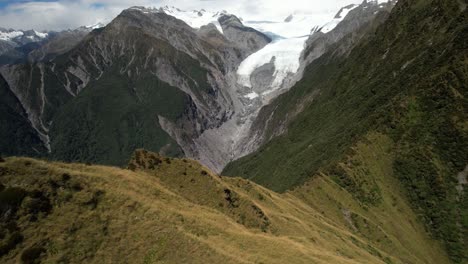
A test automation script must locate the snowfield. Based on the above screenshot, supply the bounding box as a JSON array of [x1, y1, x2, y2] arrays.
[[0, 30, 24, 41], [128, 2, 393, 103], [131, 6, 226, 34], [33, 30, 48, 39], [237, 36, 308, 89], [162, 7, 226, 34], [244, 15, 326, 39], [320, 4, 358, 33], [236, 4, 361, 97]]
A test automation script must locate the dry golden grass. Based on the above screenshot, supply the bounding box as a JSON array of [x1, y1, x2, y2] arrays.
[[0, 138, 449, 263]]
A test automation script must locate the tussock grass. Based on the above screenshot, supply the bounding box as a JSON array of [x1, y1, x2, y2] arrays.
[[0, 146, 450, 263]]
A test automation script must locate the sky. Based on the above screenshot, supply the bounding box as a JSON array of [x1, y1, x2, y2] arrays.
[[0, 0, 364, 31]]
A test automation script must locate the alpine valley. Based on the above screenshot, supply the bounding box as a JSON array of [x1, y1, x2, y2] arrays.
[[0, 0, 466, 263]]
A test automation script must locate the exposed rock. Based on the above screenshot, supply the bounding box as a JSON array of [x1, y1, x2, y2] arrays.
[[239, 0, 397, 157]]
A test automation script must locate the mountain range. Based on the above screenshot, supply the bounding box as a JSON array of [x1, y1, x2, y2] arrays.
[[0, 0, 466, 263]]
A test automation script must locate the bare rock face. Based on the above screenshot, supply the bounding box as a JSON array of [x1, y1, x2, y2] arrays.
[[249, 60, 276, 94], [219, 15, 271, 57], [234, 0, 398, 161], [27, 30, 90, 62], [0, 2, 397, 172], [302, 0, 397, 66], [0, 6, 271, 169], [0, 41, 16, 57]]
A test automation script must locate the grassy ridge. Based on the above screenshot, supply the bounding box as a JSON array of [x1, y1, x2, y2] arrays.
[[0, 150, 449, 263]]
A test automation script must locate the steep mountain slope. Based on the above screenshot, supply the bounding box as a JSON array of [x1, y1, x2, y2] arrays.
[[234, 0, 397, 157], [224, 0, 467, 261], [0, 75, 46, 156], [0, 28, 90, 65], [0, 7, 270, 167], [0, 2, 400, 174], [26, 29, 92, 63], [0, 29, 49, 56], [0, 151, 449, 263]]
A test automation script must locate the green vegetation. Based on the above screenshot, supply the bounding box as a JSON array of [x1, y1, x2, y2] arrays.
[[0, 152, 450, 263], [1, 22, 221, 167], [0, 75, 46, 157], [224, 0, 467, 261], [49, 67, 186, 166], [47, 25, 222, 166]]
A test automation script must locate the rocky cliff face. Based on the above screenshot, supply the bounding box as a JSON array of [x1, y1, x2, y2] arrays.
[[0, 6, 271, 168], [0, 2, 398, 172], [179, 1, 399, 172], [0, 2, 399, 172]]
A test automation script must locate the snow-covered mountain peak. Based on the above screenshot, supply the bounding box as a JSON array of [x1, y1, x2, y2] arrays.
[[129, 5, 227, 34], [0, 29, 24, 41], [160, 6, 227, 33], [0, 28, 48, 42], [33, 30, 48, 39]]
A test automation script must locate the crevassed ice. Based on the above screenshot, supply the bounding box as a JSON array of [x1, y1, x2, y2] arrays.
[[237, 4, 359, 96], [237, 36, 308, 89]]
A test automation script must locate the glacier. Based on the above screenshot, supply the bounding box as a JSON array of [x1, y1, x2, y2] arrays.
[[237, 36, 308, 90], [236, 6, 357, 100]]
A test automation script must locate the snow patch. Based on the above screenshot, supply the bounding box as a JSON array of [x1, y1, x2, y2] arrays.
[[162, 6, 226, 34], [320, 4, 358, 33], [33, 30, 48, 39], [0, 30, 24, 41], [85, 22, 106, 29], [244, 92, 259, 99], [245, 15, 326, 39], [130, 6, 226, 34]]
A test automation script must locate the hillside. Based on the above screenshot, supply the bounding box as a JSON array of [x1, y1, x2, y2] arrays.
[[0, 8, 270, 168], [0, 150, 449, 263], [0, 0, 466, 263], [224, 0, 467, 261], [0, 2, 399, 173]]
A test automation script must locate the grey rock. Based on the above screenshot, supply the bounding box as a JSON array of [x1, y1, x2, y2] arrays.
[[235, 0, 398, 161]]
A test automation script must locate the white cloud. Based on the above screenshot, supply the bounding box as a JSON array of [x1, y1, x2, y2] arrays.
[[0, 0, 363, 31]]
